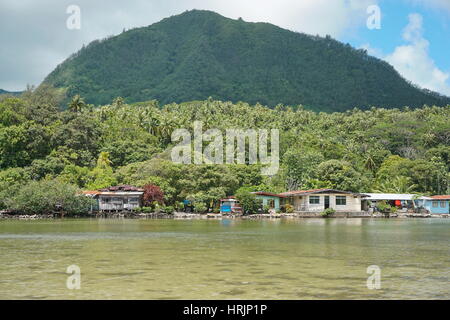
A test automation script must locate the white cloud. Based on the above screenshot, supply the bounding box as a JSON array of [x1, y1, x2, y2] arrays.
[[407, 0, 450, 13], [3, 0, 449, 96], [359, 43, 384, 58], [0, 0, 379, 90], [385, 13, 450, 96], [195, 0, 377, 37]]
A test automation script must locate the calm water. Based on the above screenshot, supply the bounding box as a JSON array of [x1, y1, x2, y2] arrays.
[[0, 218, 448, 300]]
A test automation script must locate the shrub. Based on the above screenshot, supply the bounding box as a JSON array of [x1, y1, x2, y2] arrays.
[[142, 184, 164, 206], [375, 200, 390, 212], [175, 201, 185, 211], [163, 205, 174, 214], [4, 179, 94, 215], [321, 208, 336, 217], [141, 207, 153, 213], [375, 200, 394, 217], [152, 201, 161, 213], [284, 204, 294, 213], [194, 202, 207, 213], [235, 190, 262, 215]]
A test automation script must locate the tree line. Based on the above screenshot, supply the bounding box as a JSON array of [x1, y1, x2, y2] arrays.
[[0, 85, 449, 215]]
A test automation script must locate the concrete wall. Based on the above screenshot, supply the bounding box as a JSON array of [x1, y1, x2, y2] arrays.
[[291, 194, 362, 212], [425, 200, 450, 214], [98, 195, 141, 211], [256, 195, 281, 210]]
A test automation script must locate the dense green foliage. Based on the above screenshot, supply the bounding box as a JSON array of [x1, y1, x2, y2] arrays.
[[0, 85, 449, 213], [236, 190, 262, 215], [1, 179, 94, 215], [43, 10, 450, 112]]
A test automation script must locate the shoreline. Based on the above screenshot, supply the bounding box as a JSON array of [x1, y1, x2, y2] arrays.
[[0, 211, 447, 220]]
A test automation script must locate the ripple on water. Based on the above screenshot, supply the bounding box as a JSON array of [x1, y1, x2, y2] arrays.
[[220, 288, 247, 296]]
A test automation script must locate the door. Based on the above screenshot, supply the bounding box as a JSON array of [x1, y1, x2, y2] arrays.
[[324, 196, 330, 209]]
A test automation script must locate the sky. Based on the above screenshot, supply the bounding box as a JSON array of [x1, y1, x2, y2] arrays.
[[0, 0, 449, 95]]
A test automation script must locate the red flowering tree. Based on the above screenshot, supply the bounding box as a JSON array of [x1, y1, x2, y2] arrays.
[[142, 184, 164, 206]]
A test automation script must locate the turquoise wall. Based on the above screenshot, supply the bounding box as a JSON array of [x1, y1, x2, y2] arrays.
[[255, 195, 281, 210], [424, 200, 449, 214]]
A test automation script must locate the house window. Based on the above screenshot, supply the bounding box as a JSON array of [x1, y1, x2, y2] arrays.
[[268, 199, 275, 209], [432, 201, 439, 208], [336, 196, 347, 206], [129, 197, 139, 204], [309, 196, 320, 204], [440, 201, 446, 208], [102, 197, 111, 203]]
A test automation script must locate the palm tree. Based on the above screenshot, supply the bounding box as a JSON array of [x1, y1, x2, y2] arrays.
[[96, 152, 113, 169], [363, 153, 377, 173], [373, 176, 417, 193], [68, 95, 86, 113]]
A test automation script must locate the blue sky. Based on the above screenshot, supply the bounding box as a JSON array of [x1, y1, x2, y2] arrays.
[[340, 0, 450, 95], [344, 0, 450, 69], [0, 0, 449, 95]]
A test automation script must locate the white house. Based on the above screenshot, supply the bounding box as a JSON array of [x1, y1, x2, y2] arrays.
[[279, 189, 368, 213]]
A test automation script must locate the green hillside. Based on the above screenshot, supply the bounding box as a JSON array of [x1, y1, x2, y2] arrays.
[[0, 89, 22, 96], [44, 10, 450, 111]]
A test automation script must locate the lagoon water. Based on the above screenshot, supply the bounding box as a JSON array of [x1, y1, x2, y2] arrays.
[[0, 218, 448, 299]]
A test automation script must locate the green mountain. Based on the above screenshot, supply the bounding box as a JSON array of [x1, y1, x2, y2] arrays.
[[43, 10, 450, 111]]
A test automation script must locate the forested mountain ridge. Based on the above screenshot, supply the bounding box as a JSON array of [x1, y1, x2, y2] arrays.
[[43, 10, 450, 112], [0, 89, 22, 96]]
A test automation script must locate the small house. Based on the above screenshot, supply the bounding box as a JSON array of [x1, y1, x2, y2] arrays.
[[82, 190, 101, 212], [279, 189, 368, 213], [83, 185, 144, 212], [252, 192, 286, 211], [220, 197, 242, 214], [419, 195, 450, 215], [365, 193, 418, 210]]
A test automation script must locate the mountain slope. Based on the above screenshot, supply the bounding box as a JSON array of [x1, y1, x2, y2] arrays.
[[43, 10, 450, 111], [0, 89, 22, 96]]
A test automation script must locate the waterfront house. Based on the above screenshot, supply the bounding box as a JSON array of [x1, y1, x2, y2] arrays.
[[219, 197, 242, 214], [279, 189, 368, 213], [365, 193, 418, 210], [418, 195, 450, 215], [82, 190, 101, 212], [83, 185, 144, 212], [251, 192, 286, 211]]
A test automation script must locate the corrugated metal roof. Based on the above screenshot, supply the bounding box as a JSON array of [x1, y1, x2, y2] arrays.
[[252, 192, 287, 198], [98, 185, 144, 192], [97, 192, 143, 196], [82, 191, 101, 195], [429, 195, 450, 200], [280, 189, 367, 197], [365, 193, 418, 201], [279, 188, 328, 196]]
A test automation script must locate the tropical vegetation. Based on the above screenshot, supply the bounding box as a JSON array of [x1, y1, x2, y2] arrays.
[[0, 85, 449, 214]]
